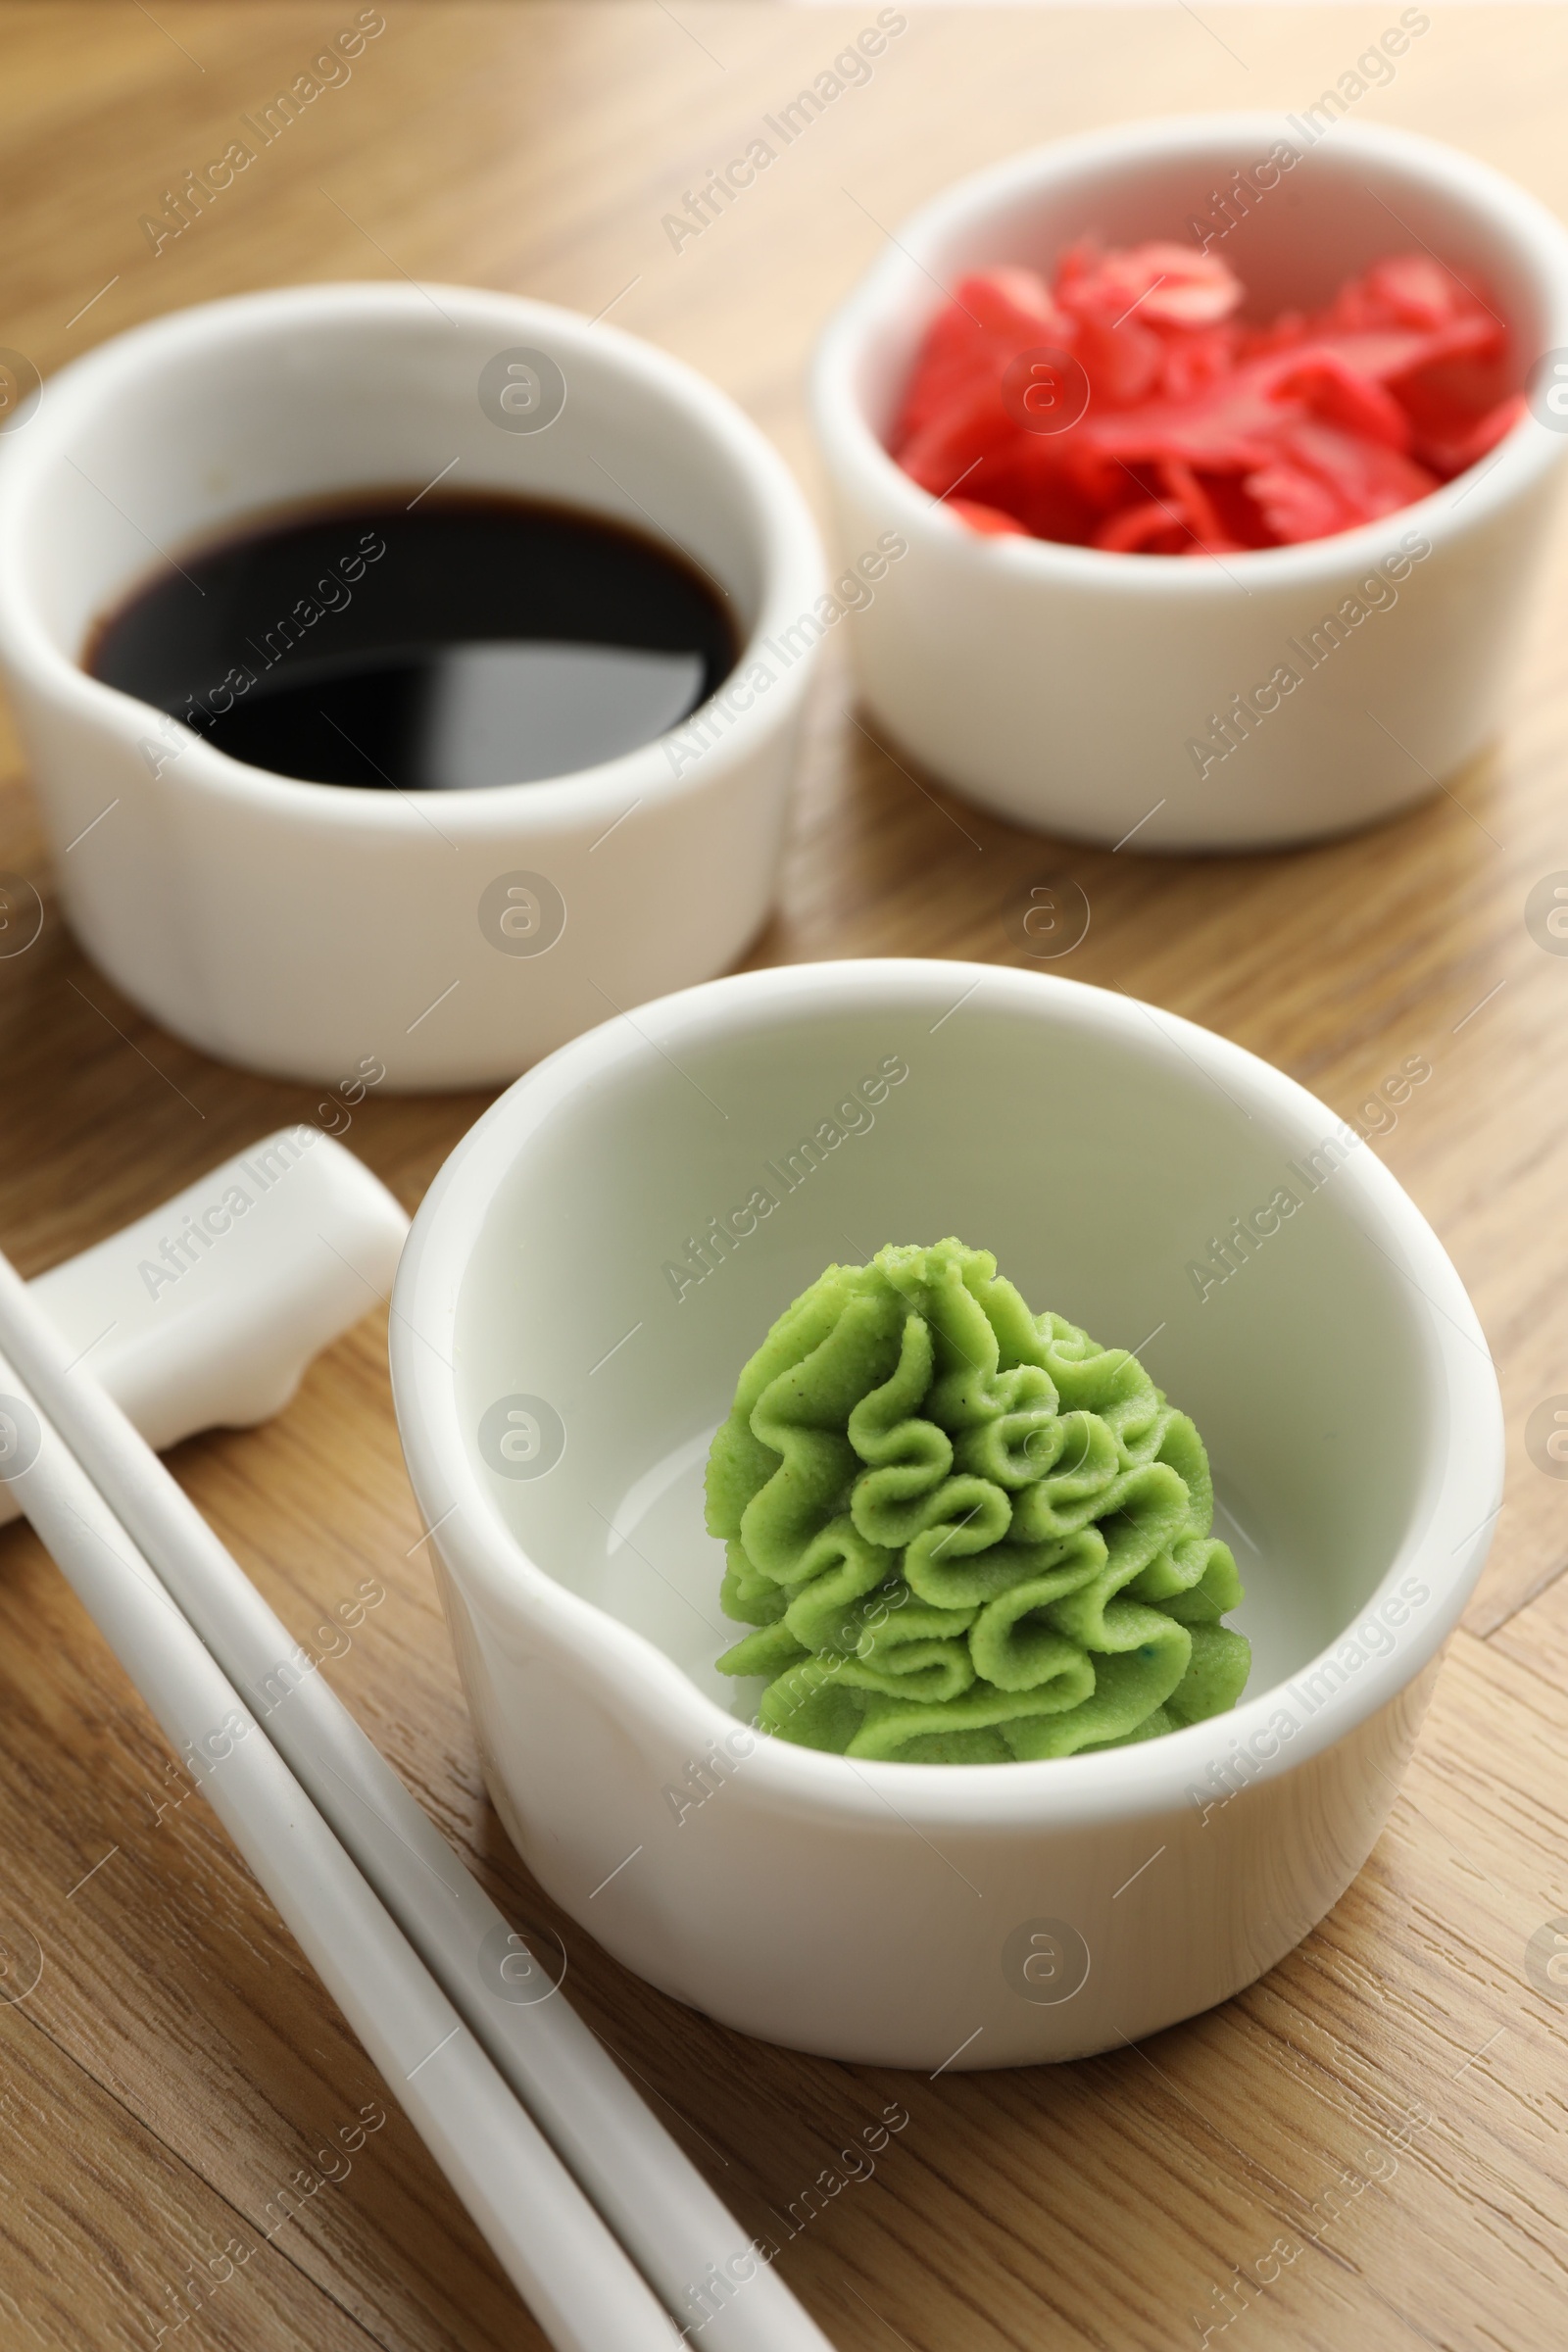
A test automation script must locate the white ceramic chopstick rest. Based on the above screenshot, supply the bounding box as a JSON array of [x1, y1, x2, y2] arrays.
[[0, 1127, 408, 1529]]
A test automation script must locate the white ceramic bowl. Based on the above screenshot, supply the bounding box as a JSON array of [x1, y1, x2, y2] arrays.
[[812, 116, 1568, 851], [0, 284, 824, 1086], [390, 957, 1501, 2068]]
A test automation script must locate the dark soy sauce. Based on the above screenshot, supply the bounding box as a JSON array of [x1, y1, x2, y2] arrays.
[[86, 490, 737, 791]]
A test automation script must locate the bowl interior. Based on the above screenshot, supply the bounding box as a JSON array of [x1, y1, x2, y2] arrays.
[[451, 977, 1444, 1722], [846, 122, 1550, 444], [18, 291, 771, 668]]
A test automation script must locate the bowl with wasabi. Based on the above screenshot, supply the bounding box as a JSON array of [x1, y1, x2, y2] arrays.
[[391, 958, 1500, 2066]]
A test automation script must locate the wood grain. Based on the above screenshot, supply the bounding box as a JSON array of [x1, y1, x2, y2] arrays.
[[2, 7, 1568, 2348]]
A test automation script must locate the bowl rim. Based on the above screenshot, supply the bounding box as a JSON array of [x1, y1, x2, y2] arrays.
[[390, 956, 1504, 1832], [811, 111, 1568, 592], [0, 280, 825, 836]]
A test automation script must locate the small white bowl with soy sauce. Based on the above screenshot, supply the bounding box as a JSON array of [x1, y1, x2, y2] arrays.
[[0, 283, 826, 1085]]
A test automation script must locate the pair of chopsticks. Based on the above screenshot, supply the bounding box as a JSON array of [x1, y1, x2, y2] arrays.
[[0, 1242, 835, 2352]]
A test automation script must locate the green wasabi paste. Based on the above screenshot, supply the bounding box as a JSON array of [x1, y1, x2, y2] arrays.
[[707, 1240, 1250, 1763]]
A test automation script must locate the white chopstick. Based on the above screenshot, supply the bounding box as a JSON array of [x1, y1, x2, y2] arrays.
[[0, 1341, 676, 2352], [0, 1243, 834, 2352]]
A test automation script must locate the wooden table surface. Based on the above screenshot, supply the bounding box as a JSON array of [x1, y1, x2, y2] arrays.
[[3, 6, 1568, 2348]]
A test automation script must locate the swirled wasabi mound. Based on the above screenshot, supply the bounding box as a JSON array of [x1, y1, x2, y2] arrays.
[[707, 1241, 1250, 1763]]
